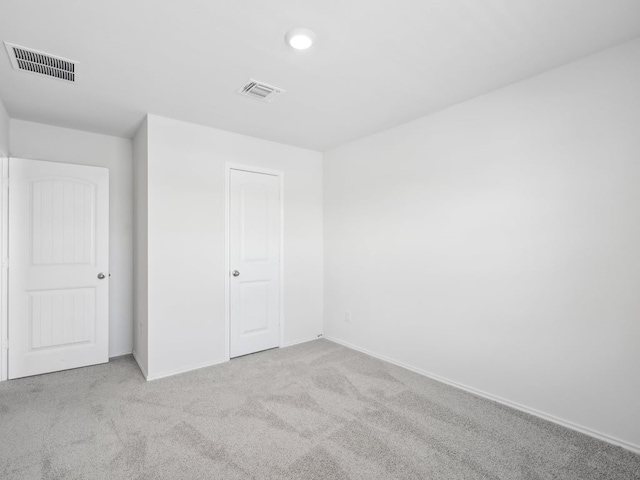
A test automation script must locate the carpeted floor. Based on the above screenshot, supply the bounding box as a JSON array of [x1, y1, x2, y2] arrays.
[[0, 339, 638, 480]]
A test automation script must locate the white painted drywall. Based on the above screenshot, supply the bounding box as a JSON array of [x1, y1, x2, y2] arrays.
[[10, 120, 134, 358], [0, 99, 8, 381], [0, 99, 8, 156], [141, 115, 323, 379], [132, 118, 149, 376], [324, 39, 640, 449]]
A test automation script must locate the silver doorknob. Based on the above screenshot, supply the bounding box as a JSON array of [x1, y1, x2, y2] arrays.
[[97, 272, 106, 279], [232, 270, 240, 277]]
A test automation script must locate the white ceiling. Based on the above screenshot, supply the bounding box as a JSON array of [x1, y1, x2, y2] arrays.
[[1, 0, 639, 151]]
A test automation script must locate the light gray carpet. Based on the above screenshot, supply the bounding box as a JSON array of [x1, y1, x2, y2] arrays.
[[0, 339, 638, 480]]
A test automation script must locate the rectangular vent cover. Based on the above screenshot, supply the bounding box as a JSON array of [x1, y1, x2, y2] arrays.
[[4, 42, 77, 82], [237, 79, 284, 102]]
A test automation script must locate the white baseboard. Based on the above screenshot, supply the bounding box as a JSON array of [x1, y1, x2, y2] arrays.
[[134, 338, 320, 382], [146, 358, 227, 381], [131, 350, 148, 380], [324, 336, 640, 455], [283, 335, 322, 348], [109, 350, 133, 359]]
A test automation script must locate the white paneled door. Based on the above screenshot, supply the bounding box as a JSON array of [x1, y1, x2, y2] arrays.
[[8, 158, 109, 379], [229, 169, 280, 358]]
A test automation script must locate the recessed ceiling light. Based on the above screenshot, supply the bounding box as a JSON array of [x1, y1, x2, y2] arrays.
[[285, 28, 316, 50]]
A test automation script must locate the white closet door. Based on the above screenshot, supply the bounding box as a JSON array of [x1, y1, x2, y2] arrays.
[[229, 169, 280, 358], [8, 158, 109, 379]]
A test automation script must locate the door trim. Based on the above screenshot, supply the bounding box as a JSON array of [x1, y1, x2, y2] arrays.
[[224, 163, 284, 361]]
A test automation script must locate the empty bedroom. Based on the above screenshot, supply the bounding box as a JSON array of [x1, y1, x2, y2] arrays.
[[0, 0, 639, 479]]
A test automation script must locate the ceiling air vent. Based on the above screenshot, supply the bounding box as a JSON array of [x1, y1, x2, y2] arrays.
[[237, 79, 284, 102], [4, 42, 77, 82]]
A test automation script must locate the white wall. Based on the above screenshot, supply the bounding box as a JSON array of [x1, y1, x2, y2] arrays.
[[142, 115, 323, 379], [10, 120, 134, 358], [132, 118, 149, 375], [0, 99, 8, 156], [0, 99, 9, 381], [324, 39, 640, 450]]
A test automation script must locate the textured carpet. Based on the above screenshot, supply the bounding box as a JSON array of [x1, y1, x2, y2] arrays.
[[0, 339, 638, 480]]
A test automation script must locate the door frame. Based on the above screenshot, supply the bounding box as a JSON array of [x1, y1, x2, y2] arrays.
[[224, 163, 284, 361]]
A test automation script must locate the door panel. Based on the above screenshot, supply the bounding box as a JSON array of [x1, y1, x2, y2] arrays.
[[9, 158, 109, 379], [230, 169, 280, 358], [239, 280, 271, 333], [31, 179, 95, 265], [28, 288, 95, 349]]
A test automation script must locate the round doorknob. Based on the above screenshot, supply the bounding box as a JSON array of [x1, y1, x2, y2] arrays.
[[97, 272, 106, 279], [232, 270, 240, 277]]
